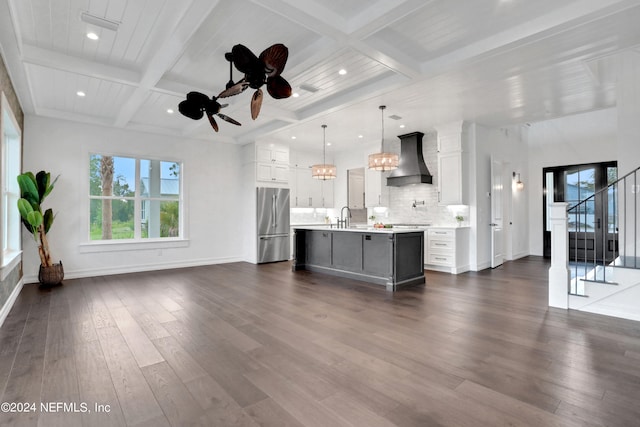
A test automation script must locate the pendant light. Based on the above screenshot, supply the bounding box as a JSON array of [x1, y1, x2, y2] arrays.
[[311, 124, 337, 180], [368, 105, 399, 171]]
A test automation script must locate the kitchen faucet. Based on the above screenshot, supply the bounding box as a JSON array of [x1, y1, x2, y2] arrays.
[[339, 206, 352, 228]]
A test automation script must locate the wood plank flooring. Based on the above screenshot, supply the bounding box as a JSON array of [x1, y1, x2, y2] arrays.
[[1, 257, 640, 426]]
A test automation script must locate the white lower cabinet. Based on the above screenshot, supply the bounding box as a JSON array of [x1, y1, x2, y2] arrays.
[[424, 227, 469, 274]]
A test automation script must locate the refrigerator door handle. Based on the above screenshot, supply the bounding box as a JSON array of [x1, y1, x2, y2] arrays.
[[272, 194, 277, 229]]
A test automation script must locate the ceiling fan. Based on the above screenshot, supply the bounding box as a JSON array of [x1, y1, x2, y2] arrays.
[[178, 91, 241, 132], [179, 43, 292, 133], [218, 43, 292, 120]]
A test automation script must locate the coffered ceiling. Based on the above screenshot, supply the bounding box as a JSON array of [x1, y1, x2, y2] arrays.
[[1, 0, 639, 151]]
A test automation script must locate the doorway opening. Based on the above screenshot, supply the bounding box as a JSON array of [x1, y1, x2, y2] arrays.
[[347, 168, 367, 224], [543, 161, 617, 259]]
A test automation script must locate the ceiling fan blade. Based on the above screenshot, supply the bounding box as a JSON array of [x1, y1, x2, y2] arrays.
[[178, 100, 204, 120], [206, 112, 219, 132], [218, 79, 249, 98], [217, 113, 241, 126], [185, 91, 210, 104], [219, 103, 229, 109], [259, 44, 288, 77], [266, 75, 292, 99], [251, 89, 263, 120], [231, 44, 259, 74]]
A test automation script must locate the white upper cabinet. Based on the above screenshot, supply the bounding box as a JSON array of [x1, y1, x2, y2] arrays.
[[256, 143, 289, 184], [257, 144, 289, 164], [436, 122, 468, 206], [290, 149, 334, 208]]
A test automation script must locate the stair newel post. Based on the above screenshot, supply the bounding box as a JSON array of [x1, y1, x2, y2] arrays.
[[549, 202, 570, 308]]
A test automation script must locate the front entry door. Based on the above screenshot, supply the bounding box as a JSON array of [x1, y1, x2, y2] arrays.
[[543, 161, 617, 262], [566, 165, 618, 263]]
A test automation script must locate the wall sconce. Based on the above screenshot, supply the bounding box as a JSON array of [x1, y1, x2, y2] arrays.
[[513, 172, 524, 190]]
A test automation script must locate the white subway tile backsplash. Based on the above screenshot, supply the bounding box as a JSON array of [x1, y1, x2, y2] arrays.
[[372, 132, 463, 226]]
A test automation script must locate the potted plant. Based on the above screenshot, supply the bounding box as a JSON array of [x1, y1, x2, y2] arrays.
[[17, 171, 63, 286], [455, 215, 464, 226]]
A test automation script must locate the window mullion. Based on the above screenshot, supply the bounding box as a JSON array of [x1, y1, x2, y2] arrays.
[[134, 158, 141, 239]]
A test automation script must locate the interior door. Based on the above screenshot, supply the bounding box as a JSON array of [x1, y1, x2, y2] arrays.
[[490, 158, 504, 268]]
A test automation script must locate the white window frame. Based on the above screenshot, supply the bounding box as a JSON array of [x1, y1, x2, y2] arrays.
[[1, 91, 22, 280], [80, 152, 188, 253]]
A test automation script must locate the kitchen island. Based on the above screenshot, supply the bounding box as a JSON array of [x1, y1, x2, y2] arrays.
[[292, 226, 425, 291]]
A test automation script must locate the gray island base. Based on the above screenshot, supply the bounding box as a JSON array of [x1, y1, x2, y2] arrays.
[[292, 227, 425, 291]]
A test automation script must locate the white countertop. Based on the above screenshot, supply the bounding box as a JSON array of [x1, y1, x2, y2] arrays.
[[293, 225, 426, 234]]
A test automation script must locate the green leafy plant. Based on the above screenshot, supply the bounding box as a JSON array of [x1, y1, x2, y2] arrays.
[[17, 171, 59, 267], [455, 215, 464, 223]]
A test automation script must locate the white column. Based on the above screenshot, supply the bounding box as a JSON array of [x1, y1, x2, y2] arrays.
[[548, 202, 569, 309]]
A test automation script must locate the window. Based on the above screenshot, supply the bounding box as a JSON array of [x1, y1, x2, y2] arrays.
[[89, 154, 182, 241], [1, 92, 22, 276]]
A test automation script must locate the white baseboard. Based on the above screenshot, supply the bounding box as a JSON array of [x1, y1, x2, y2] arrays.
[[511, 252, 530, 261], [0, 278, 24, 329], [23, 257, 244, 284], [473, 261, 492, 271]]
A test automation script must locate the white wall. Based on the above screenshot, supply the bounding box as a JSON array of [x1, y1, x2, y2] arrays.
[[22, 115, 245, 281], [471, 124, 529, 269], [526, 108, 617, 256]]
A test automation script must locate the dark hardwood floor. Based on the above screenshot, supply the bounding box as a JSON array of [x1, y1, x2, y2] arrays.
[[2, 257, 640, 426]]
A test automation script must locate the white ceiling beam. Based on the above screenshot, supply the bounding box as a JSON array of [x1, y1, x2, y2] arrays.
[[347, 0, 432, 38], [21, 44, 141, 86], [419, 0, 639, 76], [35, 107, 116, 128], [250, 0, 423, 85], [255, 103, 299, 123], [298, 72, 408, 120], [250, 0, 350, 42], [114, 0, 223, 127]]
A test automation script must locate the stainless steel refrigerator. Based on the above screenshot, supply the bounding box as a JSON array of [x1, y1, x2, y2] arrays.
[[257, 187, 290, 263]]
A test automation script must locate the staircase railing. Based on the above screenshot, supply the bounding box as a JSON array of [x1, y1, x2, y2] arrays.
[[566, 166, 640, 295]]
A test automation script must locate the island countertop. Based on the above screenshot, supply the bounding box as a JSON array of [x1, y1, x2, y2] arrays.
[[293, 225, 428, 234]]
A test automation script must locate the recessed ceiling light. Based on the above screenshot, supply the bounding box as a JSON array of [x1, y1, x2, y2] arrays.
[[77, 91, 86, 97], [358, 135, 363, 139], [399, 124, 405, 128], [166, 108, 174, 114], [86, 32, 99, 40], [291, 136, 297, 140], [292, 92, 300, 98], [327, 142, 332, 146], [338, 69, 347, 75]]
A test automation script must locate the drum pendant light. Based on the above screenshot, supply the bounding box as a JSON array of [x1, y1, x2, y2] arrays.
[[311, 124, 337, 180], [368, 105, 399, 171]]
